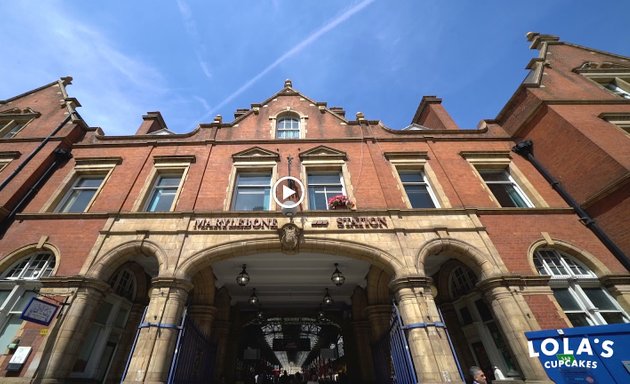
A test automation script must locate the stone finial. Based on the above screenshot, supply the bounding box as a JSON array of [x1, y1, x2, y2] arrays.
[[213, 115, 223, 124], [526, 32, 539, 42], [284, 79, 293, 88], [356, 112, 366, 122]]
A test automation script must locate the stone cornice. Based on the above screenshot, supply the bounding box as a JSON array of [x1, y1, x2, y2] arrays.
[[40, 275, 111, 293], [476, 274, 551, 292], [600, 274, 630, 286], [389, 275, 433, 292], [151, 276, 194, 291]]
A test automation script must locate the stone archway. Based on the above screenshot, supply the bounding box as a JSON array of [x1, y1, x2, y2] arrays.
[[176, 237, 401, 384]]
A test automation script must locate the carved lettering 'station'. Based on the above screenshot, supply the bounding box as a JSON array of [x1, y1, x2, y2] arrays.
[[194, 218, 279, 231], [336, 217, 387, 229]]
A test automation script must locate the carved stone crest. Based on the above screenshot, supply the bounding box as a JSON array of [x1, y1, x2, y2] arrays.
[[278, 223, 302, 252]]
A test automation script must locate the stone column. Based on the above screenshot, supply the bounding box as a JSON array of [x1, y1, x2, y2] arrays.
[[352, 319, 375, 383], [366, 304, 392, 342], [390, 276, 462, 384], [479, 277, 552, 384], [123, 277, 193, 384], [212, 319, 231, 381], [188, 304, 217, 338], [38, 278, 110, 384]]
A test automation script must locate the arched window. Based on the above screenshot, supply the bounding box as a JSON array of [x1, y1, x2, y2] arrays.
[[2, 252, 56, 280], [534, 248, 629, 326], [276, 115, 300, 139], [1, 251, 56, 354], [449, 265, 477, 298], [109, 268, 136, 301]]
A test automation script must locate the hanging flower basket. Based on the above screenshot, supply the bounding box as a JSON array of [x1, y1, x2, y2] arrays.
[[328, 195, 354, 210]]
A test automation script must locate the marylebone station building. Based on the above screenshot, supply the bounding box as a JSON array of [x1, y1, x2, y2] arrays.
[[0, 33, 629, 384]]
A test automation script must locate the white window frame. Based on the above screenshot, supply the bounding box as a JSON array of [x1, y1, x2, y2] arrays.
[[276, 116, 300, 139], [0, 118, 31, 139], [306, 171, 346, 211], [397, 169, 440, 209], [478, 169, 534, 208], [143, 172, 184, 212], [2, 252, 56, 281], [54, 174, 107, 213], [231, 171, 273, 211], [386, 152, 450, 209], [462, 152, 545, 208], [45, 158, 120, 214], [0, 251, 56, 355], [134, 156, 194, 212], [535, 248, 630, 326]]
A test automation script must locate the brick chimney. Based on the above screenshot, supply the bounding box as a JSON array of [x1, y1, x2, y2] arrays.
[[136, 111, 168, 135], [411, 96, 458, 130]]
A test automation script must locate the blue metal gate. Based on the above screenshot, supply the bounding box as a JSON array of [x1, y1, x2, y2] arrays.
[[167, 310, 217, 384], [390, 302, 418, 384]]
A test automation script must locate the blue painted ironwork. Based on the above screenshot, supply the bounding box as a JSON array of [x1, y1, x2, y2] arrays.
[[390, 302, 418, 384], [167, 308, 217, 384], [120, 306, 147, 383]]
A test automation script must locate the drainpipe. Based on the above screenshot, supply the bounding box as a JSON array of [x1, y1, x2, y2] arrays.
[[512, 140, 630, 271], [0, 148, 73, 233]]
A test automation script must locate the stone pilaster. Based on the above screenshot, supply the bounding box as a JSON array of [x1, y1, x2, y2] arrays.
[[365, 304, 392, 343], [478, 277, 552, 384], [352, 319, 375, 383], [212, 319, 231, 381], [37, 278, 110, 384], [390, 276, 462, 384], [123, 277, 193, 384], [188, 304, 217, 338]]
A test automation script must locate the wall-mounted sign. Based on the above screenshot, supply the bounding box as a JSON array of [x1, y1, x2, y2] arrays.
[[20, 297, 59, 326], [7, 346, 32, 371], [525, 323, 630, 383]]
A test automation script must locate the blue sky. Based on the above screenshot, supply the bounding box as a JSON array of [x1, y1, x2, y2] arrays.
[[1, 0, 629, 136]]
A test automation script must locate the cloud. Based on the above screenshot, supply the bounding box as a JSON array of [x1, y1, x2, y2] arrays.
[[0, 1, 167, 135], [177, 0, 213, 80], [203, 0, 375, 119]]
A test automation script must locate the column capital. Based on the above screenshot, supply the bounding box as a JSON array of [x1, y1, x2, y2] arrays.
[[189, 304, 218, 317], [365, 304, 392, 317], [388, 275, 432, 292], [150, 276, 194, 292]]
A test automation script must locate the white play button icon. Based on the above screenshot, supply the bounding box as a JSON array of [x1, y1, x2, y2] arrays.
[[273, 176, 305, 209], [283, 185, 296, 200]]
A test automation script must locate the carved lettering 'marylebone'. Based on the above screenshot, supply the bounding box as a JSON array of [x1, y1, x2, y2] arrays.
[[194, 218, 279, 230]]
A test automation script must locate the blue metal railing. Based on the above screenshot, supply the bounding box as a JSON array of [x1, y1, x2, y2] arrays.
[[390, 302, 418, 384]]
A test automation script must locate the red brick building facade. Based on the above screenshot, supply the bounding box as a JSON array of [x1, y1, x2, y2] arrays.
[[0, 33, 628, 384]]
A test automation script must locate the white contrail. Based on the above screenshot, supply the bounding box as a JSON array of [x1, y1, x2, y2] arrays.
[[204, 0, 375, 119]]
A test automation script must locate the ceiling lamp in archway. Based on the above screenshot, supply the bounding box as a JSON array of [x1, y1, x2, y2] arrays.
[[236, 264, 250, 286], [330, 263, 345, 286], [322, 288, 334, 306], [249, 288, 259, 305]]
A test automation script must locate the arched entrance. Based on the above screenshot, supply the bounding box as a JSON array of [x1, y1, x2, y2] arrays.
[[179, 244, 399, 384]]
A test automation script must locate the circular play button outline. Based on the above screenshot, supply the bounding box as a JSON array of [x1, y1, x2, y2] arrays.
[[273, 176, 305, 209]]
